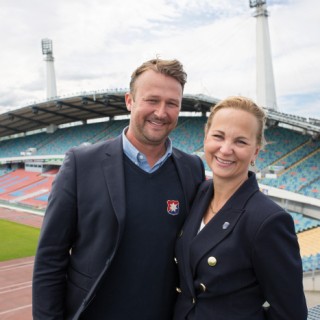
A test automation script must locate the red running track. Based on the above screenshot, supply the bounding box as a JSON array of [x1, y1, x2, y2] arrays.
[[0, 207, 43, 320]]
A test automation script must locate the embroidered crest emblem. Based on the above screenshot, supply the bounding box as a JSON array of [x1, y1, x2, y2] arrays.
[[167, 200, 180, 215]]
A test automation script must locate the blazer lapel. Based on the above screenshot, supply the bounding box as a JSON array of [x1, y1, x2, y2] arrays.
[[101, 136, 126, 238], [188, 173, 260, 276], [172, 149, 199, 213], [189, 205, 244, 275]]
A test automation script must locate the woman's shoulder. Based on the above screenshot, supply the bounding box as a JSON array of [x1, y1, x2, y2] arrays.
[[245, 189, 293, 228]]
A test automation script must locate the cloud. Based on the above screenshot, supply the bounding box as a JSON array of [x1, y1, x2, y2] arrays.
[[0, 0, 319, 118]]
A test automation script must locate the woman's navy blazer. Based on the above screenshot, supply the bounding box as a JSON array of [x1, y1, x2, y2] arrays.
[[174, 172, 308, 320]]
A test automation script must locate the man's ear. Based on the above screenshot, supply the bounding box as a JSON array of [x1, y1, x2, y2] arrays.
[[125, 92, 133, 112]]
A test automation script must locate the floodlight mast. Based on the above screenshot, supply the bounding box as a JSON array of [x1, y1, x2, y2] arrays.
[[41, 38, 57, 99], [250, 0, 278, 110]]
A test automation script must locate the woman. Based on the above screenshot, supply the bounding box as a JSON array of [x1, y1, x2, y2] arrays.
[[173, 96, 308, 320]]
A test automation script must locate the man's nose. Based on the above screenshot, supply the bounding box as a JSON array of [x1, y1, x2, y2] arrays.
[[154, 103, 166, 118]]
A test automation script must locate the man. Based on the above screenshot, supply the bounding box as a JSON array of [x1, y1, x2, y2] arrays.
[[32, 58, 205, 320]]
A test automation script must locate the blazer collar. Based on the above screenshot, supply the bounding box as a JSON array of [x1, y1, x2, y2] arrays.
[[171, 148, 196, 213], [101, 136, 126, 236]]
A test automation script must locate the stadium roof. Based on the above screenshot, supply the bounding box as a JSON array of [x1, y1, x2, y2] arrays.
[[0, 90, 217, 139], [0, 89, 319, 140]]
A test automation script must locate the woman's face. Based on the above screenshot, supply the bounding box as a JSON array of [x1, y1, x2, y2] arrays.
[[204, 108, 260, 183]]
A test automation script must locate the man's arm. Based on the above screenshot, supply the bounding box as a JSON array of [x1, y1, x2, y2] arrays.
[[32, 150, 78, 319]]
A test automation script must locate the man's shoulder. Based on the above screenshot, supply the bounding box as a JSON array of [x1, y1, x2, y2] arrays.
[[172, 147, 199, 161], [71, 136, 121, 156], [172, 148, 205, 180]]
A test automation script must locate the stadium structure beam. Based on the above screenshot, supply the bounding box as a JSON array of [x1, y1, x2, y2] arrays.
[[85, 96, 128, 112], [0, 124, 21, 133], [8, 113, 50, 126], [58, 100, 110, 117], [31, 106, 82, 122]]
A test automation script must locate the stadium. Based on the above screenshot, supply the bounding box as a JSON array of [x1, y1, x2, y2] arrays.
[[1, 1, 320, 319]]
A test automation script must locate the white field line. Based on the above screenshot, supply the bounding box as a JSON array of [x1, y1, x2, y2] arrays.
[[0, 261, 34, 272], [0, 280, 32, 292], [0, 304, 32, 315]]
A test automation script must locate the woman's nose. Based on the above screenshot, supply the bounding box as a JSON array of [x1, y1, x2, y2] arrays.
[[220, 142, 233, 154]]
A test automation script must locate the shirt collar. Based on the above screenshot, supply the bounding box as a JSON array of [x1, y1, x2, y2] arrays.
[[122, 127, 173, 173]]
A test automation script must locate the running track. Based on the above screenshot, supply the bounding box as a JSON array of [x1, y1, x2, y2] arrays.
[[0, 207, 43, 320]]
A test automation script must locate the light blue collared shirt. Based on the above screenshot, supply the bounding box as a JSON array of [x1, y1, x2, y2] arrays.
[[122, 127, 173, 173]]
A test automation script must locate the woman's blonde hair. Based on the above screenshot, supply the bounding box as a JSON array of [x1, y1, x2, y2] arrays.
[[205, 96, 267, 148]]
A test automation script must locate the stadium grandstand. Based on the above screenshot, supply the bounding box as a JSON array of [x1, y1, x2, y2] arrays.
[[1, 91, 320, 303]]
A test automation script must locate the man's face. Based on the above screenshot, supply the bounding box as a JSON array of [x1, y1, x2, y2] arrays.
[[125, 70, 182, 148]]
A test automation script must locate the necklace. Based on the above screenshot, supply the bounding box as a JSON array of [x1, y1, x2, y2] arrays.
[[209, 202, 217, 215]]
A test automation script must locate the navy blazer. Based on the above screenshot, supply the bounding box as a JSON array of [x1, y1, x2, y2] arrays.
[[32, 135, 205, 320], [174, 172, 308, 320]]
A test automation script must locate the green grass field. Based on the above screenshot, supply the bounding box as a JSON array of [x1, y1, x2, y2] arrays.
[[0, 219, 40, 261]]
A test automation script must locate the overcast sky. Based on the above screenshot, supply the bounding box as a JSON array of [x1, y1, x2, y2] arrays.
[[0, 0, 319, 118]]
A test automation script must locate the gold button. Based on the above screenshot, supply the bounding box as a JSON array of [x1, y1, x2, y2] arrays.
[[199, 283, 206, 292], [176, 287, 182, 293], [174, 257, 178, 264], [208, 256, 217, 267]]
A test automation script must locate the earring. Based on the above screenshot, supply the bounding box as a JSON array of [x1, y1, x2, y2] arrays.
[[250, 161, 255, 167]]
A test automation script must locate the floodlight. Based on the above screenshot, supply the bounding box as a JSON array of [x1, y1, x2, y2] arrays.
[[249, 0, 266, 8], [42, 38, 53, 55]]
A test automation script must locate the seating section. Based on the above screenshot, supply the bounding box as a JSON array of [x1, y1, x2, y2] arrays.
[[1, 118, 320, 197], [0, 132, 49, 157], [301, 253, 320, 273], [170, 117, 206, 153], [308, 304, 320, 320], [260, 151, 320, 198], [1, 118, 320, 198], [289, 212, 320, 233], [0, 120, 130, 158], [256, 126, 309, 170], [0, 169, 56, 209], [271, 140, 320, 169], [0, 169, 43, 196]]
